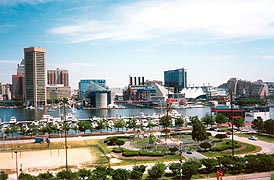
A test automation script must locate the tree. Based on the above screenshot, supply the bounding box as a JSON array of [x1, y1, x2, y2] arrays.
[[18, 173, 36, 180], [77, 169, 91, 180], [130, 165, 146, 180], [147, 163, 166, 179], [175, 117, 185, 128], [27, 124, 39, 136], [41, 124, 58, 137], [90, 166, 111, 180], [233, 116, 244, 130], [96, 119, 107, 132], [169, 162, 181, 176], [146, 121, 155, 130], [200, 158, 218, 173], [148, 133, 156, 144], [264, 119, 274, 136], [201, 113, 215, 127], [214, 113, 228, 126], [0, 171, 8, 180], [114, 119, 126, 132], [56, 170, 77, 180], [181, 160, 202, 178], [160, 115, 172, 128], [215, 134, 227, 141], [252, 116, 264, 134], [37, 171, 54, 180], [126, 118, 137, 131], [111, 168, 130, 180], [191, 116, 207, 141], [199, 142, 212, 151], [9, 124, 19, 138], [77, 121, 91, 134]]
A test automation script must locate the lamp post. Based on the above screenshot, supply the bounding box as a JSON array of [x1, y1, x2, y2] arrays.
[[14, 151, 18, 180], [60, 98, 68, 171], [230, 92, 234, 157]]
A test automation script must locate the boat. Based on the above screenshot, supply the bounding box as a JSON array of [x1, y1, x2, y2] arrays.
[[9, 116, 17, 123], [66, 113, 78, 123]]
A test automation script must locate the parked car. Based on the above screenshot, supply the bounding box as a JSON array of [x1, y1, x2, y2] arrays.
[[248, 136, 258, 141]]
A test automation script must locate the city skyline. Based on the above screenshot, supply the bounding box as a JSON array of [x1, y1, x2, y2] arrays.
[[0, 0, 274, 89]]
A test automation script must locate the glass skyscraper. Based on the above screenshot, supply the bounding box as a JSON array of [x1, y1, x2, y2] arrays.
[[164, 68, 187, 92]]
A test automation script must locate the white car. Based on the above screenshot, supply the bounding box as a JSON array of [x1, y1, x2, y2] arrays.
[[248, 136, 258, 141]]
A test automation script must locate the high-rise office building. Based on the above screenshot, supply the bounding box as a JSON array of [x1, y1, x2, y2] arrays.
[[24, 47, 46, 107], [47, 68, 69, 87], [12, 59, 25, 100], [164, 68, 187, 93]]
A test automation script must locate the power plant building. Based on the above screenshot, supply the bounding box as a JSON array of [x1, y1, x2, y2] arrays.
[[24, 47, 47, 107]]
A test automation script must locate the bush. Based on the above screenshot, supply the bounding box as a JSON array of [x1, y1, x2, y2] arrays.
[[130, 165, 147, 180], [215, 134, 227, 140], [169, 162, 181, 176], [148, 163, 166, 178], [169, 146, 178, 153], [139, 151, 165, 156], [112, 147, 124, 153], [112, 168, 130, 180], [122, 150, 139, 157]]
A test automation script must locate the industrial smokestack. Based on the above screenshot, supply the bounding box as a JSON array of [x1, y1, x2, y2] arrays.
[[134, 77, 137, 85]]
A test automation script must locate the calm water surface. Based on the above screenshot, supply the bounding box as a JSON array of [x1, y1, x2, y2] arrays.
[[0, 106, 211, 122]]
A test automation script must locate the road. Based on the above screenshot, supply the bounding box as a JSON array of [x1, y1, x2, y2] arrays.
[[233, 134, 274, 154]]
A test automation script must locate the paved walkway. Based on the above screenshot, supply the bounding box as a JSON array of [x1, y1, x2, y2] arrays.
[[196, 171, 273, 180]]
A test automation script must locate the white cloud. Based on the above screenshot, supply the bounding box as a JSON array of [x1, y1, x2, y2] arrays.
[[262, 56, 274, 60], [49, 0, 274, 43], [0, 0, 52, 6], [0, 60, 18, 64]]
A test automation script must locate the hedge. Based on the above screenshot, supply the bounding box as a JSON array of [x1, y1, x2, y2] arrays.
[[139, 151, 165, 157], [122, 151, 140, 157]]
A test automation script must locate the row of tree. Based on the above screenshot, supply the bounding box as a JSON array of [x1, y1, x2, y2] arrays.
[[252, 117, 274, 135], [3, 153, 273, 180]]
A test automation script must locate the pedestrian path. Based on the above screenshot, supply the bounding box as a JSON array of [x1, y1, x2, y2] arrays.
[[197, 171, 273, 180]]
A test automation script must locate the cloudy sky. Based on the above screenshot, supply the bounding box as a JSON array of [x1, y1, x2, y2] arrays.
[[0, 0, 273, 89]]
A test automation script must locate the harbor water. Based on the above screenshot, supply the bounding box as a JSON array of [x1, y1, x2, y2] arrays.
[[0, 106, 211, 122]]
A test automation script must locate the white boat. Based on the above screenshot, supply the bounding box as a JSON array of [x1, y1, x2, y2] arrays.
[[66, 113, 78, 123], [9, 116, 17, 123]]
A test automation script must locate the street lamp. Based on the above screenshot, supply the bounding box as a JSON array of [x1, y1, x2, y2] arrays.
[[60, 98, 69, 171], [230, 92, 235, 157], [14, 151, 18, 180]]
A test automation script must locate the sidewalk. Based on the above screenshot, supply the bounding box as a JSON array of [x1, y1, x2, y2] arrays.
[[197, 171, 273, 180]]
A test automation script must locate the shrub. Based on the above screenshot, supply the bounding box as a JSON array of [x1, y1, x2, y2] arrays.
[[169, 162, 181, 176], [130, 165, 147, 180], [169, 146, 178, 153], [122, 151, 139, 157], [148, 163, 166, 178], [112, 147, 124, 153], [139, 151, 165, 156], [215, 134, 227, 140], [112, 168, 130, 180]]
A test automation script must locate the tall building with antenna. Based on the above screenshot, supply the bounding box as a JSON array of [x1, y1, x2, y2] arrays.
[[24, 47, 47, 107]]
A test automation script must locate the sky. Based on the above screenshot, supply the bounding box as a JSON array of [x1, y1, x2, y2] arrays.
[[0, 0, 274, 89]]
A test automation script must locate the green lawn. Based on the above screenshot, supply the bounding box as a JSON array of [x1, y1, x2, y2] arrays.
[[200, 140, 260, 157]]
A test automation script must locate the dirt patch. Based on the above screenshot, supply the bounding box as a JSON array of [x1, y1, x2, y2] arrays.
[[0, 148, 95, 173]]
